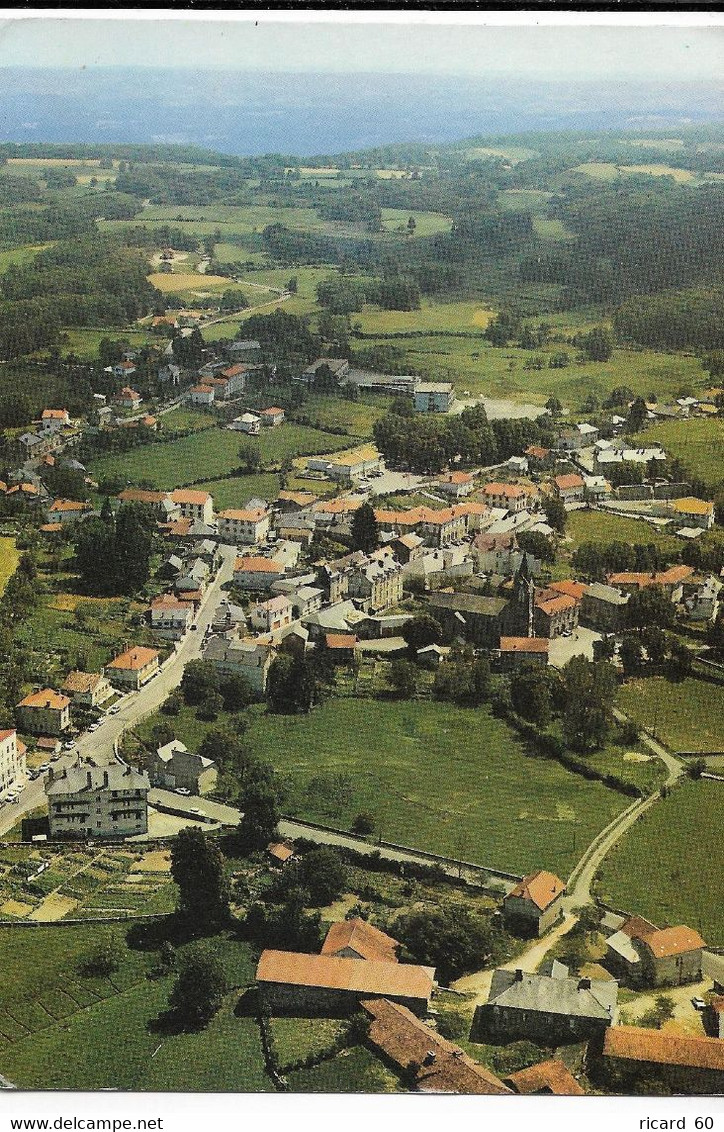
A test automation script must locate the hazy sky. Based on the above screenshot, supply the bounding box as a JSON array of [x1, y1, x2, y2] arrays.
[[0, 13, 722, 82]]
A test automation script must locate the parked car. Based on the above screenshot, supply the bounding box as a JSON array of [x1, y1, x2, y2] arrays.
[[88, 722, 100, 732], [692, 997, 707, 1011], [108, 706, 120, 716], [63, 740, 76, 751], [175, 787, 192, 797], [37, 763, 50, 773]]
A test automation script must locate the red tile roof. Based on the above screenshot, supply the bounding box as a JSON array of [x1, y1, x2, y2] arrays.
[[106, 646, 159, 672], [325, 633, 358, 650], [256, 950, 434, 1000], [603, 1026, 724, 1071], [549, 579, 587, 601], [507, 869, 565, 911], [171, 489, 212, 505], [322, 918, 399, 964], [505, 1058, 585, 1096], [235, 556, 281, 573], [362, 997, 510, 1095], [640, 925, 705, 958], [535, 593, 577, 617], [482, 482, 530, 498], [18, 688, 70, 710], [555, 473, 585, 491], [499, 636, 549, 654]]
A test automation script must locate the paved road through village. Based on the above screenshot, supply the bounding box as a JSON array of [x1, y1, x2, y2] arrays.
[[0, 544, 237, 837]]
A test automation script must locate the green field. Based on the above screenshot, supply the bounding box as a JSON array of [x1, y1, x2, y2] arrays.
[[380, 208, 452, 237], [352, 333, 704, 408], [0, 536, 19, 597], [596, 780, 724, 944], [618, 676, 724, 754], [0, 927, 271, 1090], [633, 417, 724, 491], [59, 326, 157, 359], [107, 203, 450, 245], [0, 243, 53, 273], [286, 1046, 400, 1093], [566, 510, 681, 557], [250, 698, 628, 875], [150, 699, 628, 876], [87, 424, 350, 490], [192, 474, 281, 509], [356, 298, 495, 336]]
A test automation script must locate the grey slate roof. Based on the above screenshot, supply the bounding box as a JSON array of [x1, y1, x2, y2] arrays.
[[427, 592, 507, 617], [46, 763, 149, 796], [584, 582, 629, 606], [487, 967, 618, 1022]]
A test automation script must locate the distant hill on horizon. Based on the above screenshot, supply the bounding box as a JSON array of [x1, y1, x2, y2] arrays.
[[0, 67, 722, 157]]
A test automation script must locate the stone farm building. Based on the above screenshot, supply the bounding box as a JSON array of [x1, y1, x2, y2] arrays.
[[477, 963, 618, 1046], [503, 869, 566, 937], [255, 950, 434, 1017], [593, 1026, 724, 1094], [46, 762, 150, 839], [605, 918, 705, 988], [363, 997, 511, 1095]]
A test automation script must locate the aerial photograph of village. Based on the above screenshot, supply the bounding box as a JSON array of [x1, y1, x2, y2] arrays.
[[0, 10, 722, 1103]]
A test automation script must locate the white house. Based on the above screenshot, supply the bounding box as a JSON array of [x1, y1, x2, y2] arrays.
[[250, 594, 294, 634], [217, 507, 270, 545], [0, 728, 26, 797], [203, 635, 276, 693], [189, 384, 215, 406], [170, 490, 214, 526], [230, 412, 260, 435], [149, 594, 193, 640]]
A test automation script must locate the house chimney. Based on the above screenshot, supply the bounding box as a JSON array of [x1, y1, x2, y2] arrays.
[[514, 969, 524, 982], [578, 978, 591, 991], [86, 770, 92, 788], [103, 770, 109, 788]]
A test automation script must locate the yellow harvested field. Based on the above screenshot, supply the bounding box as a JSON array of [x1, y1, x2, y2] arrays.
[[471, 308, 495, 328], [30, 894, 79, 922], [7, 157, 111, 167], [148, 272, 229, 293], [49, 593, 123, 612], [0, 536, 19, 598], [1, 899, 33, 918], [131, 850, 172, 874], [623, 164, 695, 182]]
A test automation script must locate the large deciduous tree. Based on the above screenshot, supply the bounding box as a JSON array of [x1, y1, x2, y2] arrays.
[[170, 827, 230, 931]]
